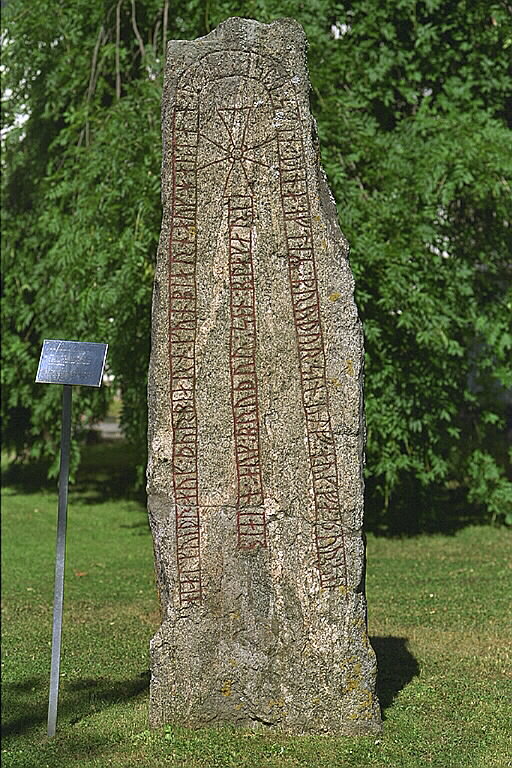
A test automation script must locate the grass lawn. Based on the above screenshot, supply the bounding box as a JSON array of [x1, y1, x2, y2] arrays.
[[1, 443, 511, 767]]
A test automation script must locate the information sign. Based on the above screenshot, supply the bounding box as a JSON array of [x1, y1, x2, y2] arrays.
[[35, 340, 108, 388]]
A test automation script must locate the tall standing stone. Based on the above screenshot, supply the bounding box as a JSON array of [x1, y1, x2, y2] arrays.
[[147, 17, 381, 734]]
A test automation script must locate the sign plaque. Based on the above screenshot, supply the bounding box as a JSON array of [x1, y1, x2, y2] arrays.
[[36, 339, 108, 387]]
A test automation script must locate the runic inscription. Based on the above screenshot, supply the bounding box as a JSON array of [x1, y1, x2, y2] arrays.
[[167, 50, 347, 601], [227, 195, 266, 547], [275, 98, 348, 590], [168, 104, 201, 606]]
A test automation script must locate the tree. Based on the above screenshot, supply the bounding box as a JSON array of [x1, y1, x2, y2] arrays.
[[2, 0, 511, 525]]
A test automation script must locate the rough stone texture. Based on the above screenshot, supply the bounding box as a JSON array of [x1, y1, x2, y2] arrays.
[[147, 17, 381, 734]]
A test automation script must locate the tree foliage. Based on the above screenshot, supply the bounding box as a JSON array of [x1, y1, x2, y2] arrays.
[[2, 0, 511, 525]]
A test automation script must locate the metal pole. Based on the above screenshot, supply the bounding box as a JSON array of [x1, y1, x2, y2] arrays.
[[47, 384, 72, 738]]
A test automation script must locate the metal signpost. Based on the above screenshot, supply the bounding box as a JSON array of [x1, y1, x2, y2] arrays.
[[35, 340, 108, 738]]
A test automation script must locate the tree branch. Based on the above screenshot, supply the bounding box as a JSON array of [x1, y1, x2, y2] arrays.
[[152, 19, 161, 52], [131, 0, 146, 61], [162, 0, 169, 60], [81, 24, 107, 146], [116, 0, 122, 100], [87, 24, 105, 103]]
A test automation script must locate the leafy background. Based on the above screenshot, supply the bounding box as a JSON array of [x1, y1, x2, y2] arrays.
[[2, 0, 511, 529]]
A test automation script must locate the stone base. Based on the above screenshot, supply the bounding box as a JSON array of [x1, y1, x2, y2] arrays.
[[148, 501, 381, 734]]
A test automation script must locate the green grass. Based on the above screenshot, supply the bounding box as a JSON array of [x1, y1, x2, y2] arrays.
[[2, 444, 511, 767]]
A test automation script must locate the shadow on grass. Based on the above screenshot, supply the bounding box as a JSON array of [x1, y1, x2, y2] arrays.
[[2, 440, 145, 505], [1, 671, 150, 741], [370, 636, 419, 715]]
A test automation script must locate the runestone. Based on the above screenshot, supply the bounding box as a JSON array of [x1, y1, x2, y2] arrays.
[[147, 17, 381, 734]]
